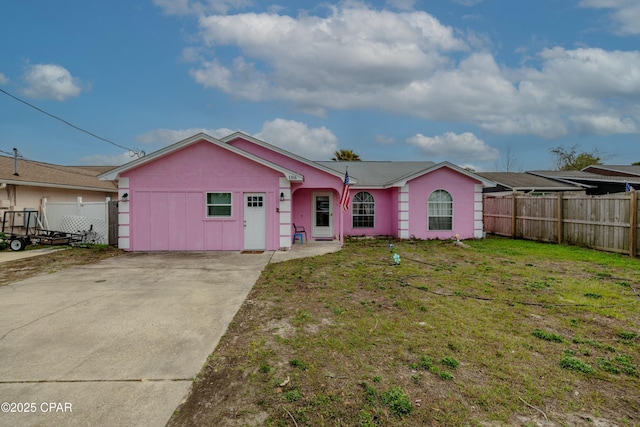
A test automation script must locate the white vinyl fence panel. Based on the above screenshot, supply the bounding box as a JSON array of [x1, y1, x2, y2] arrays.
[[42, 197, 110, 244]]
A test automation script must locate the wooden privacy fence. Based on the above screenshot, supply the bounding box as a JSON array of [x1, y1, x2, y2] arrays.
[[483, 192, 639, 257]]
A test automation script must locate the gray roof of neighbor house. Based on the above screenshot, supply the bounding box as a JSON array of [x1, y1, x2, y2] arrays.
[[317, 161, 437, 187], [0, 155, 118, 192], [582, 165, 640, 177], [530, 170, 640, 184], [476, 172, 586, 191]]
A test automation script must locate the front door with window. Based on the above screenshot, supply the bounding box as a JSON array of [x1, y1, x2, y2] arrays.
[[243, 193, 266, 250], [312, 192, 333, 239]]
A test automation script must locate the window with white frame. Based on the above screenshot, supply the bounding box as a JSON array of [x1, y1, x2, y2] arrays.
[[206, 192, 232, 217], [352, 191, 375, 228], [428, 190, 453, 230]]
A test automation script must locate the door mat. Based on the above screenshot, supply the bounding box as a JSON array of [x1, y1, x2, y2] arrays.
[[241, 250, 264, 254]]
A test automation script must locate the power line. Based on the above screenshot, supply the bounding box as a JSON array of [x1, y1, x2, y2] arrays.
[[0, 88, 145, 158]]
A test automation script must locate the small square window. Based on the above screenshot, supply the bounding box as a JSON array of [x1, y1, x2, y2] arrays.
[[247, 196, 264, 207]]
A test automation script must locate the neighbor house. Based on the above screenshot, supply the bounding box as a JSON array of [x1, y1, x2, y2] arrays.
[[477, 172, 587, 196], [0, 155, 118, 242], [99, 132, 495, 251], [0, 154, 117, 212]]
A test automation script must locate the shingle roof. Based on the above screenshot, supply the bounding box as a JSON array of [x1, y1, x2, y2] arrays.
[[531, 170, 640, 184], [0, 155, 118, 192], [316, 161, 436, 186], [582, 165, 640, 177], [477, 172, 584, 190]]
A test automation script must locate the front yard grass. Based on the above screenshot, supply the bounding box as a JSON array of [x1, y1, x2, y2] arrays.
[[170, 236, 640, 426]]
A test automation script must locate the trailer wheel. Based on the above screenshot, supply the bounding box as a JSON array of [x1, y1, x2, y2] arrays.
[[10, 238, 26, 251]]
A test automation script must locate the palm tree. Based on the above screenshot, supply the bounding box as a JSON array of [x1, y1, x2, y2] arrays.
[[332, 149, 361, 161]]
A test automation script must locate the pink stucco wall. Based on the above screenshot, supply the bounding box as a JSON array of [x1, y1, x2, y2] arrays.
[[407, 167, 479, 240], [122, 140, 282, 251], [229, 137, 346, 238], [341, 188, 395, 237]]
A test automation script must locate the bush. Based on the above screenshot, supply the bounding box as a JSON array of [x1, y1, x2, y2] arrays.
[[0, 232, 7, 250], [560, 356, 594, 374], [380, 387, 413, 416]]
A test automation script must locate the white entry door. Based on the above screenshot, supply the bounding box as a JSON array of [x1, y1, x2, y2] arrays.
[[244, 193, 266, 250], [312, 192, 333, 239]]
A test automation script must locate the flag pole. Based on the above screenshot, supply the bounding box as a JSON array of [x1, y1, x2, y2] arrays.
[[339, 166, 349, 246]]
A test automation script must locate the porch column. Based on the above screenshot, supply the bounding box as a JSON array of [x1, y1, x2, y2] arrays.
[[278, 177, 292, 250]]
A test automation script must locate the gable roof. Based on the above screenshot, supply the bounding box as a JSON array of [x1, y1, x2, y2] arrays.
[[318, 161, 495, 188], [477, 172, 586, 191], [222, 132, 357, 183], [99, 133, 304, 182], [0, 155, 117, 192]]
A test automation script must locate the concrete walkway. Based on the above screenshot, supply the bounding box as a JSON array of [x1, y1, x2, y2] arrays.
[[0, 242, 341, 426], [0, 247, 67, 263]]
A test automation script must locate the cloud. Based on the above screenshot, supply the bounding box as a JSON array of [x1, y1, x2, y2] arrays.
[[136, 127, 236, 145], [21, 64, 87, 101], [0, 73, 9, 85], [179, 3, 640, 139], [255, 119, 338, 160], [153, 0, 252, 15], [570, 114, 638, 134], [406, 132, 500, 163], [579, 0, 640, 35], [191, 3, 467, 111], [136, 120, 337, 160]]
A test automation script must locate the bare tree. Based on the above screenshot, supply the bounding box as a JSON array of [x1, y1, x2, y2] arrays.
[[495, 146, 523, 172]]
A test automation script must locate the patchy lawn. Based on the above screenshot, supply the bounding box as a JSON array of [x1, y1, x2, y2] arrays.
[[0, 245, 123, 287], [169, 236, 639, 426]]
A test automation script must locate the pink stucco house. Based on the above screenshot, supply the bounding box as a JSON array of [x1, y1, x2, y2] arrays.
[[99, 132, 494, 251]]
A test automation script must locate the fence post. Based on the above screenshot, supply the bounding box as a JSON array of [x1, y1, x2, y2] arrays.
[[630, 191, 637, 258], [557, 192, 563, 245], [511, 194, 517, 238]]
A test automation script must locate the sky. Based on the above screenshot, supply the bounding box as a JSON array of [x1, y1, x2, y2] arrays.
[[1, 0, 640, 172]]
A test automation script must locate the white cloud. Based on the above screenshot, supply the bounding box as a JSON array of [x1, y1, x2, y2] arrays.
[[570, 114, 638, 134], [191, 3, 467, 107], [254, 119, 338, 160], [21, 64, 87, 101], [136, 127, 235, 145], [579, 0, 640, 35], [136, 120, 337, 160], [407, 132, 500, 163], [79, 152, 139, 166], [0, 73, 9, 85], [153, 0, 252, 15], [180, 3, 640, 140]]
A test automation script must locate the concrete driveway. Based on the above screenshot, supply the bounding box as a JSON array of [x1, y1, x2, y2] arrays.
[[0, 251, 273, 426]]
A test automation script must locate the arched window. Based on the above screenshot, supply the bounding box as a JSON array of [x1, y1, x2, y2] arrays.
[[428, 190, 453, 230], [352, 191, 375, 228]]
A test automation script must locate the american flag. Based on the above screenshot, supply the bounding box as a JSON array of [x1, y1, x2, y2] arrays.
[[339, 169, 350, 211]]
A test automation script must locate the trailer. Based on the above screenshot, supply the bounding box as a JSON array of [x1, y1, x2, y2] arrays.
[[2, 210, 84, 251]]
